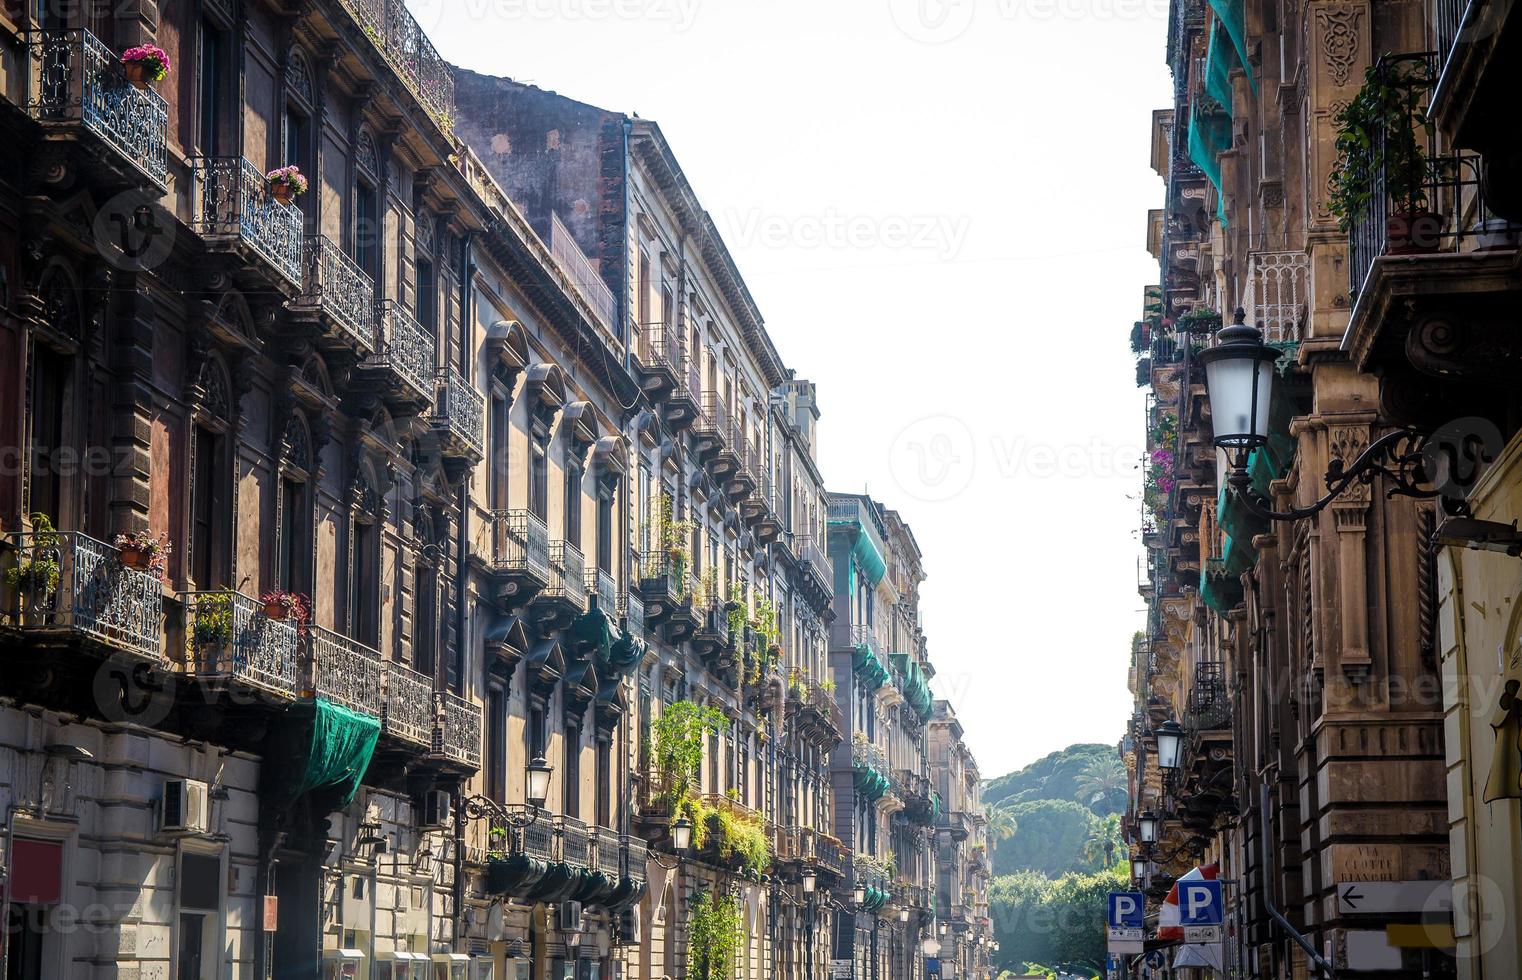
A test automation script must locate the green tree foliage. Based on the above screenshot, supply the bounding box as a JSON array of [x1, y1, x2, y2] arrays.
[[989, 866, 1125, 979], [687, 891, 744, 980], [1073, 755, 1128, 815], [984, 744, 1123, 817], [992, 799, 1095, 877], [1080, 814, 1124, 872], [652, 701, 726, 806]]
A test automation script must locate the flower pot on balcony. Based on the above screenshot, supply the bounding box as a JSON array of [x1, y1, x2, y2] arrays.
[[1386, 210, 1443, 255], [264, 600, 289, 620], [123, 62, 151, 90], [119, 546, 149, 569], [271, 183, 297, 205]]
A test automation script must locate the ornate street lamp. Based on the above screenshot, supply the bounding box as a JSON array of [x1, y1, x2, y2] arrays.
[[1199, 309, 1494, 523], [526, 755, 553, 808], [1154, 720, 1185, 771], [802, 867, 818, 894], [899, 908, 910, 923], [1138, 810, 1160, 844], [672, 816, 693, 854], [854, 883, 867, 906], [938, 921, 948, 938], [1131, 856, 1148, 883]]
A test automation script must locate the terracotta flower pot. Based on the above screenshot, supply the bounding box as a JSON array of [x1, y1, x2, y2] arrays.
[[270, 183, 297, 206], [123, 61, 151, 90], [1386, 210, 1443, 255], [119, 547, 147, 569], [264, 601, 289, 620]]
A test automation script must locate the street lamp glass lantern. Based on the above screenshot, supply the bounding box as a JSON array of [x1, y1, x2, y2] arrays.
[[1197, 311, 1279, 453], [899, 908, 910, 923], [802, 868, 817, 894], [1132, 856, 1148, 882], [938, 922, 948, 937], [672, 816, 693, 854], [1138, 810, 1160, 844], [526, 755, 553, 808], [1154, 719, 1186, 771], [853, 883, 867, 905]]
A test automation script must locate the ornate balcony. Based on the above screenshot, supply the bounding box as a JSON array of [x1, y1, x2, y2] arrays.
[[306, 625, 383, 716], [361, 301, 436, 407], [695, 392, 732, 463], [789, 534, 833, 611], [291, 236, 377, 356], [663, 346, 700, 430], [635, 322, 681, 398], [381, 661, 436, 749], [22, 29, 169, 189], [189, 156, 304, 289], [429, 365, 486, 463], [724, 432, 757, 500], [179, 591, 302, 700], [689, 597, 731, 657], [433, 689, 482, 770], [479, 509, 551, 597], [741, 476, 783, 543], [1185, 662, 1232, 735], [538, 541, 587, 615], [1, 531, 163, 663], [637, 550, 692, 626], [617, 591, 646, 638], [338, 0, 456, 130], [584, 567, 617, 614]]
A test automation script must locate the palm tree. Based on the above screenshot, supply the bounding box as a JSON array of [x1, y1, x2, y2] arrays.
[[986, 804, 1018, 844], [1081, 813, 1124, 870], [1073, 755, 1127, 814]]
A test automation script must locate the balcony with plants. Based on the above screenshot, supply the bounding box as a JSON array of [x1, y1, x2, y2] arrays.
[[689, 570, 732, 657], [636, 699, 724, 835], [1335, 53, 1522, 378], [786, 668, 841, 744], [335, 0, 456, 132], [21, 31, 169, 189], [1, 518, 165, 664], [482, 813, 649, 912], [178, 589, 303, 700], [682, 793, 771, 880], [188, 158, 305, 289], [637, 494, 694, 626]]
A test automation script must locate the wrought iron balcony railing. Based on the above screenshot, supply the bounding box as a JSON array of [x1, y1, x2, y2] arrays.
[[636, 321, 681, 377], [1, 531, 163, 661], [638, 550, 691, 601], [433, 689, 482, 769], [483, 509, 551, 583], [1244, 250, 1309, 343], [382, 660, 435, 748], [1186, 661, 1232, 733], [338, 0, 456, 128], [850, 624, 876, 652], [367, 301, 436, 405], [294, 236, 377, 353], [544, 541, 587, 607], [189, 156, 304, 287], [560, 814, 591, 869], [180, 591, 302, 698], [429, 365, 486, 460], [22, 29, 169, 188], [624, 836, 649, 884], [585, 567, 617, 613], [617, 591, 646, 637], [306, 624, 383, 716], [548, 211, 617, 332]]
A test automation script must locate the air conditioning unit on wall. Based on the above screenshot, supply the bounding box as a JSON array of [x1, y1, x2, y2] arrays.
[[160, 779, 210, 834]]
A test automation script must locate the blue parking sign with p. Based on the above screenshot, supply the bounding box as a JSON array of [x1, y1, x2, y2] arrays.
[[1108, 891, 1145, 928], [1178, 880, 1224, 926]]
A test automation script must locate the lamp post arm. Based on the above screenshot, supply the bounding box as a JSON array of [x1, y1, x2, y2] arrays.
[[1228, 427, 1452, 522]]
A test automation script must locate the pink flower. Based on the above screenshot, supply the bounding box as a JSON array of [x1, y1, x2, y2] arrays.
[[121, 44, 171, 82], [265, 166, 309, 194]]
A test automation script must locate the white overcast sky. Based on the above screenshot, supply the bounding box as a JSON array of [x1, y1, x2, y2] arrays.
[[423, 0, 1173, 777]]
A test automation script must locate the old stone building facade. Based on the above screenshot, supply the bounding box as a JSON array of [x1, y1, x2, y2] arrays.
[[0, 4, 989, 980], [1123, 0, 1522, 976]]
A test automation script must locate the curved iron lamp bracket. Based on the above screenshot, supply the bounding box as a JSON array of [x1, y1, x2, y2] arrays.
[[1228, 425, 1485, 522]]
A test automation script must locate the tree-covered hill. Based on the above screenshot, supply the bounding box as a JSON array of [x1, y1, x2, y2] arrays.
[[984, 743, 1124, 815]]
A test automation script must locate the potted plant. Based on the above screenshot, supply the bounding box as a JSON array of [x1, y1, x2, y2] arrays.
[[1329, 58, 1440, 254], [120, 44, 170, 90], [1175, 307, 1222, 334], [114, 530, 170, 577], [265, 166, 308, 206], [6, 513, 62, 616], [192, 590, 235, 649], [260, 589, 309, 624]]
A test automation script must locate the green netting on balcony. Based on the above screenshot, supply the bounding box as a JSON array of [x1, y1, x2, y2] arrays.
[[609, 632, 648, 673], [854, 644, 892, 691], [1205, 17, 1240, 113], [296, 698, 381, 806], [1200, 567, 1245, 615], [854, 765, 891, 801], [930, 792, 943, 822], [829, 520, 887, 591], [571, 609, 614, 665], [1188, 98, 1232, 225], [890, 652, 934, 720], [1207, 0, 1252, 90]]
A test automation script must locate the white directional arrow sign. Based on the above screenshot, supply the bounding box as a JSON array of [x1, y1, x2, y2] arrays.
[[1336, 880, 1452, 916]]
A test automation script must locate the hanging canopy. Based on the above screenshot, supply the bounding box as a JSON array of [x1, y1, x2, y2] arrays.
[[295, 699, 381, 806]]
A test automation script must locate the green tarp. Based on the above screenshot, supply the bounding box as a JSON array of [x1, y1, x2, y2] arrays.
[[296, 699, 380, 806], [1206, 0, 1252, 89], [1188, 98, 1233, 225], [1205, 17, 1239, 115], [829, 520, 887, 593]]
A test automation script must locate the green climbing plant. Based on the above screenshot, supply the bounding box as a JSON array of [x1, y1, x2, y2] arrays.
[[687, 891, 744, 980], [651, 700, 726, 807]]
